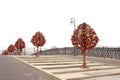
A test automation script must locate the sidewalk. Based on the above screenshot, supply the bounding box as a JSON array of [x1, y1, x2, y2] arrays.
[[71, 55, 120, 66], [13, 55, 120, 80]]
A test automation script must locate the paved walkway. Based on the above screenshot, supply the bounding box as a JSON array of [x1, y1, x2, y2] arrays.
[[13, 55, 120, 80], [0, 56, 53, 80], [71, 55, 120, 66], [1, 55, 120, 80]]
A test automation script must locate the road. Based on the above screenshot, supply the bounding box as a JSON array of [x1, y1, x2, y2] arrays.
[[0, 56, 53, 80]]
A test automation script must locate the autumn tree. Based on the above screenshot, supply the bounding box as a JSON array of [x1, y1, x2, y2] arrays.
[[15, 38, 25, 55], [71, 22, 99, 68], [31, 31, 46, 57], [2, 50, 9, 55], [7, 44, 16, 55]]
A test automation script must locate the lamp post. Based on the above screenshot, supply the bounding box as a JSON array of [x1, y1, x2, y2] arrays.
[[70, 17, 76, 56], [70, 17, 76, 30]]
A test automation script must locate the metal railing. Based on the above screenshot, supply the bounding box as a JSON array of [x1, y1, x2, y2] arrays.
[[41, 47, 120, 60]]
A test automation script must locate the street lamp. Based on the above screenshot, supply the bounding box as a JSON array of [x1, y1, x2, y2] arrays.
[[70, 17, 76, 55], [70, 17, 76, 30]]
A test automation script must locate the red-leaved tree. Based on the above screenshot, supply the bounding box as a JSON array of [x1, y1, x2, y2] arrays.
[[2, 50, 9, 55], [15, 38, 25, 55], [31, 31, 46, 57], [7, 44, 16, 55], [71, 22, 99, 68]]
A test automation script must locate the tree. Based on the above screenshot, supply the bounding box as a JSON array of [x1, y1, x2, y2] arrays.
[[31, 31, 46, 57], [71, 22, 99, 68], [15, 38, 25, 55], [2, 50, 9, 55], [7, 44, 16, 55]]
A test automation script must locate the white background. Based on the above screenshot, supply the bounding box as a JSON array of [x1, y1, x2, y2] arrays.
[[0, 0, 120, 50]]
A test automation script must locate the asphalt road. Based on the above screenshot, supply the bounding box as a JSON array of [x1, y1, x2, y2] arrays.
[[0, 56, 53, 80]]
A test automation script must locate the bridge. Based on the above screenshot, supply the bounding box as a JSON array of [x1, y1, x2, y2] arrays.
[[0, 47, 120, 80]]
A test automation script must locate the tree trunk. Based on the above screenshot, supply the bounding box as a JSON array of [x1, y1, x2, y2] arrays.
[[18, 49, 21, 55], [19, 51, 21, 55], [36, 47, 39, 57], [81, 49, 87, 68], [19, 49, 22, 55]]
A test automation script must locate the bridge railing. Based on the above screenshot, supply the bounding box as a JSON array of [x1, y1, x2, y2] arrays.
[[41, 47, 120, 60]]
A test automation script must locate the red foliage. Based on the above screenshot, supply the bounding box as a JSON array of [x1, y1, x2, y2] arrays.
[[15, 38, 25, 51], [71, 22, 99, 50], [31, 31, 46, 57], [2, 50, 9, 55], [31, 31, 46, 47], [7, 44, 15, 53]]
